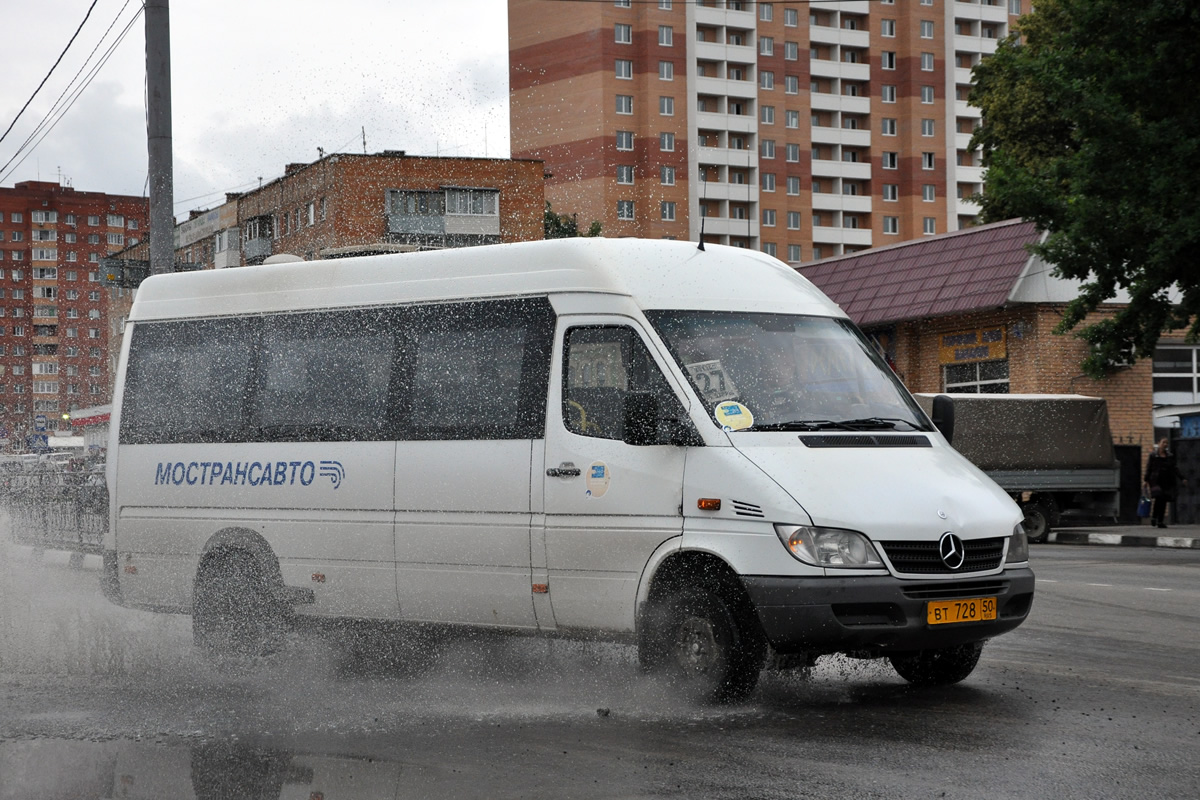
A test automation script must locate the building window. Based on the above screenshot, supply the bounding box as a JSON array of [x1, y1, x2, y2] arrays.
[[922, 152, 936, 169], [881, 19, 896, 37], [616, 59, 633, 79], [617, 165, 635, 184], [923, 217, 937, 235], [1153, 346, 1200, 407], [660, 132, 675, 151], [785, 110, 800, 128], [922, 118, 935, 136], [659, 0, 672, 9], [882, 52, 896, 70], [945, 361, 1010, 394], [107, 214, 124, 227], [760, 2, 773, 21], [1009, 0, 1022, 13], [658, 25, 673, 46], [921, 52, 935, 71], [761, 105, 775, 124], [785, 143, 800, 162], [762, 209, 777, 227], [659, 96, 675, 115], [921, 20, 935, 38], [615, 0, 630, 6], [760, 36, 774, 56], [923, 184, 936, 202], [877, 184, 896, 203], [615, 23, 632, 44], [659, 61, 673, 80], [762, 172, 776, 191], [616, 130, 634, 151], [616, 95, 633, 114], [785, 7, 798, 26], [661, 201, 676, 221], [883, 152, 899, 169], [785, 41, 799, 61], [785, 75, 799, 94], [921, 85, 935, 103], [882, 118, 897, 136], [661, 166, 676, 185], [884, 216, 899, 234], [760, 71, 774, 90], [882, 85, 897, 104], [761, 139, 776, 159], [617, 200, 634, 220], [786, 176, 801, 195], [762, 243, 777, 257]]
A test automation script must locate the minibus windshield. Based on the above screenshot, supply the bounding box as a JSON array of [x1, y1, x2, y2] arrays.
[[646, 311, 930, 433]]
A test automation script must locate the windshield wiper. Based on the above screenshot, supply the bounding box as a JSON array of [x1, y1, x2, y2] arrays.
[[740, 419, 861, 432], [839, 417, 925, 431]]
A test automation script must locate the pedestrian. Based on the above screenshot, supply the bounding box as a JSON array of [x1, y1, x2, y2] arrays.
[[1143, 438, 1177, 528]]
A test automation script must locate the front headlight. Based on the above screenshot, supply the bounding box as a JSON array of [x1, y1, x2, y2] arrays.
[[1007, 523, 1030, 564], [774, 524, 884, 568]]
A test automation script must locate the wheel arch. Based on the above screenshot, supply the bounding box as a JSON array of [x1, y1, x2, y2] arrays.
[[636, 547, 762, 639], [195, 527, 283, 594]]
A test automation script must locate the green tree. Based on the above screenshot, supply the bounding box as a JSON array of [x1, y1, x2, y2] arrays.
[[544, 202, 602, 240], [970, 0, 1200, 377]]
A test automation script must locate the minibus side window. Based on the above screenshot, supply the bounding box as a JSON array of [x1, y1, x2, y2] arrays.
[[121, 318, 253, 444], [398, 298, 555, 441], [562, 326, 686, 441], [254, 309, 396, 442]]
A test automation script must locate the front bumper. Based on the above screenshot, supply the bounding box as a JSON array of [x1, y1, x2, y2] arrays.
[[743, 568, 1034, 655]]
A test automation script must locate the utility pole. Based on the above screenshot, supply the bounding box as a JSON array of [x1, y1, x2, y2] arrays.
[[145, 0, 173, 275]]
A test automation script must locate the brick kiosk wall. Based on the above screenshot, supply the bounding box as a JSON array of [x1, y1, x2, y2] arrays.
[[880, 304, 1154, 449]]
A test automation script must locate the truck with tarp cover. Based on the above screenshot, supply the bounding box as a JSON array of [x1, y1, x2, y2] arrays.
[[916, 394, 1120, 542]]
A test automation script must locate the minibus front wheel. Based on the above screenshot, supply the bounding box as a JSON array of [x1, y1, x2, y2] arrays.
[[654, 587, 764, 703], [193, 551, 285, 658], [888, 641, 983, 686]]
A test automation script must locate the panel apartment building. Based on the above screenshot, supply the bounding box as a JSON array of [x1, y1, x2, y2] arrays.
[[0, 181, 148, 449], [510, 0, 1021, 261]]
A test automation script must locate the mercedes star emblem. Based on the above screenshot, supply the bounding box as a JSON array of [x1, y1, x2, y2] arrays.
[[938, 532, 966, 570]]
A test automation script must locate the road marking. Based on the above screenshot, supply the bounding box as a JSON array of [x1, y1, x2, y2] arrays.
[[1038, 579, 1058, 583], [1086, 583, 1112, 587], [1144, 587, 1172, 592]]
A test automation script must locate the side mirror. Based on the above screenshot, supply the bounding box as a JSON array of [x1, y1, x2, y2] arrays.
[[622, 393, 703, 447], [622, 393, 659, 447], [931, 394, 955, 444]]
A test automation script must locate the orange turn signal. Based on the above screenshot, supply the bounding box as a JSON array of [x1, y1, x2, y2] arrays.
[[697, 498, 722, 511]]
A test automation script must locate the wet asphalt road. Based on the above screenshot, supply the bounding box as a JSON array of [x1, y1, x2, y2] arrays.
[[1, 540, 1197, 800]]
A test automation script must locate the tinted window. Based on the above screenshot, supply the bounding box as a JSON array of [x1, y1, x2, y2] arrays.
[[121, 317, 252, 444], [401, 299, 553, 440], [255, 310, 396, 440]]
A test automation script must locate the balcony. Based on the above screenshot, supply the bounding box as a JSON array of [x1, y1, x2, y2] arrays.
[[700, 216, 760, 239], [810, 92, 872, 115], [812, 193, 873, 214], [701, 181, 760, 204], [694, 4, 756, 28], [243, 237, 272, 262], [811, 159, 872, 181], [811, 0, 869, 13], [694, 40, 757, 67], [696, 110, 757, 133], [954, 0, 1011, 24], [956, 197, 982, 217], [954, 34, 999, 56], [956, 165, 985, 184], [698, 145, 756, 167], [813, 225, 873, 247]]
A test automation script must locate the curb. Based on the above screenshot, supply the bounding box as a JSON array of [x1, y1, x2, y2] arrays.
[[1045, 531, 1200, 549]]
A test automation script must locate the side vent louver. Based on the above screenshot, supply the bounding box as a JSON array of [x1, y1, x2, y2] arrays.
[[731, 500, 764, 518]]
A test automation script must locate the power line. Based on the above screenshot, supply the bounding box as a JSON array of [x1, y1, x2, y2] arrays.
[[0, 0, 100, 146], [0, 6, 143, 185], [3, 0, 139, 176]]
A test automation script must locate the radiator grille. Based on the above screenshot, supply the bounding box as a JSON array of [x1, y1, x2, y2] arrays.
[[881, 537, 1005, 574]]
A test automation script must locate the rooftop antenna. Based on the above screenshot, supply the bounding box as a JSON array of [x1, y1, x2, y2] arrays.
[[697, 173, 708, 251], [362, 126, 367, 154], [317, 147, 325, 159]]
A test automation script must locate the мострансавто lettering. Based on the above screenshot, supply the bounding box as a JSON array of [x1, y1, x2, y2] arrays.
[[154, 460, 320, 487]]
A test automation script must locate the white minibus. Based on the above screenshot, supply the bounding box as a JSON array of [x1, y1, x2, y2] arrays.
[[104, 238, 1033, 701]]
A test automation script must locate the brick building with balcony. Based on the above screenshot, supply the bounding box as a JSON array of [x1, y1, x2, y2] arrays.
[[0, 181, 148, 451]]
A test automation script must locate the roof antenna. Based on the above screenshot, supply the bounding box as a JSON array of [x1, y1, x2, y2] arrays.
[[697, 173, 708, 251]]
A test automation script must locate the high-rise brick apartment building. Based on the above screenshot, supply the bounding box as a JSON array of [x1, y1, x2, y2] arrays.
[[0, 181, 147, 449], [510, 0, 1020, 260]]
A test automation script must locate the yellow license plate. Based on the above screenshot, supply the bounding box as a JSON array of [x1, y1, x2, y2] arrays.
[[927, 597, 997, 625]]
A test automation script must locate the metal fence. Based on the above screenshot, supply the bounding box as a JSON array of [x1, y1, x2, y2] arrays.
[[1, 466, 107, 553]]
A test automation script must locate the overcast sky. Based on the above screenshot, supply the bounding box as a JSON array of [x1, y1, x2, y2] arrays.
[[0, 0, 511, 219]]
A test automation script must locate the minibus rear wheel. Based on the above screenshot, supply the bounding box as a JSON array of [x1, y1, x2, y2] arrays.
[[888, 641, 983, 686], [193, 552, 284, 658], [658, 588, 763, 703]]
